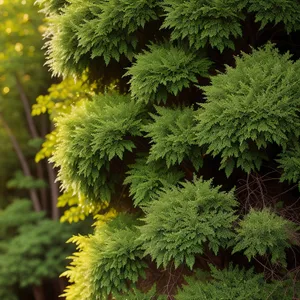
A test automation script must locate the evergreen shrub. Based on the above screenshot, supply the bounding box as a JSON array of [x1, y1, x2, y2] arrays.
[[35, 0, 300, 298]]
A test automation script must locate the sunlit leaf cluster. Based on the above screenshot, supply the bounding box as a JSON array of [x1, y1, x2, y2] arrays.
[[52, 92, 145, 203], [58, 190, 109, 223], [45, 0, 161, 76], [62, 213, 146, 300]]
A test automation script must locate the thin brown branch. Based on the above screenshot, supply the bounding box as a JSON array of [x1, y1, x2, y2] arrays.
[[36, 163, 48, 210], [47, 162, 60, 220], [14, 73, 39, 138], [0, 113, 41, 212]]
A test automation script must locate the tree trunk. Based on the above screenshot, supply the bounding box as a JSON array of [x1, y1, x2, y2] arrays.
[[38, 115, 50, 212], [0, 113, 42, 212], [37, 163, 48, 210], [47, 162, 60, 220], [58, 277, 66, 296], [32, 285, 46, 300]]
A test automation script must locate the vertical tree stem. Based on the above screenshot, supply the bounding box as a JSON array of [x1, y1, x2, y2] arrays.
[[14, 73, 39, 138], [47, 162, 60, 220], [0, 113, 41, 211], [32, 285, 46, 300]]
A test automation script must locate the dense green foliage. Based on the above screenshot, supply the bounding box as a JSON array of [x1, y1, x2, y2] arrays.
[[176, 265, 285, 300], [162, 0, 245, 52], [35, 0, 300, 299], [126, 43, 211, 103], [124, 158, 184, 207], [62, 213, 146, 300], [233, 209, 297, 265], [196, 45, 300, 175], [40, 0, 300, 78], [247, 0, 300, 32], [42, 0, 161, 76], [140, 178, 237, 269], [277, 143, 300, 190], [52, 92, 145, 202], [0, 200, 80, 298], [144, 106, 204, 170]]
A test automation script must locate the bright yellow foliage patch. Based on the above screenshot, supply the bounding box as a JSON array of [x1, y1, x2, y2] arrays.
[[33, 76, 98, 223]]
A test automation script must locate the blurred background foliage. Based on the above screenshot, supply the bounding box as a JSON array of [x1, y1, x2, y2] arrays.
[[0, 1, 92, 299], [0, 0, 50, 207]]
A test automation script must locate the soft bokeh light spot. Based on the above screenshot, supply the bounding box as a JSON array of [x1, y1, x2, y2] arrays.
[[5, 27, 11, 34], [15, 43, 23, 52], [3, 87, 10, 94], [0, 0, 4, 5], [38, 25, 47, 34], [23, 14, 29, 22]]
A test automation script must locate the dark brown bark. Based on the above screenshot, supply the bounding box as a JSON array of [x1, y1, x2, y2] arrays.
[[38, 115, 50, 211], [0, 113, 42, 212], [47, 162, 60, 220], [58, 277, 66, 296], [32, 285, 46, 300], [36, 163, 48, 210]]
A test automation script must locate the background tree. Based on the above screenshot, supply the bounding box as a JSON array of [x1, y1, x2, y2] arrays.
[[0, 0, 59, 217], [36, 0, 300, 299], [0, 1, 92, 299]]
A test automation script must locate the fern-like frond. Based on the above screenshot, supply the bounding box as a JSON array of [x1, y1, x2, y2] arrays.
[[277, 142, 300, 190], [124, 157, 184, 207], [144, 106, 204, 169], [126, 43, 211, 103], [248, 0, 300, 33], [196, 44, 300, 175], [176, 264, 280, 300], [233, 209, 297, 265], [162, 0, 246, 52], [62, 214, 146, 300], [139, 178, 237, 269], [52, 92, 145, 203], [35, 0, 68, 15], [44, 0, 160, 76]]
